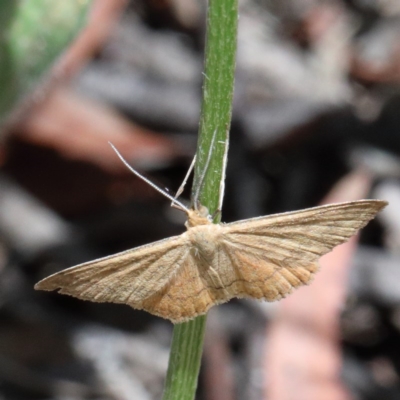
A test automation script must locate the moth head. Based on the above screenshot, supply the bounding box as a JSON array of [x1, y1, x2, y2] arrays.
[[185, 206, 211, 228]]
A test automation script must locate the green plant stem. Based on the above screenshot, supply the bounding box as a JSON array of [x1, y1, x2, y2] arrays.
[[192, 0, 238, 215], [162, 1, 238, 399]]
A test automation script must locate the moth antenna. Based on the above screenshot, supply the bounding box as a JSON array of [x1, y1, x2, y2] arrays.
[[218, 135, 229, 212], [172, 153, 196, 207], [109, 142, 189, 213], [193, 129, 218, 210]]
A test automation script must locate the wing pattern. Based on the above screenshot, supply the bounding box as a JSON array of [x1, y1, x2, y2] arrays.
[[35, 200, 387, 323], [217, 200, 387, 302], [35, 235, 189, 306]]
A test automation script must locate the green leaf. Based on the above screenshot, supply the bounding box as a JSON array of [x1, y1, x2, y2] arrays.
[[0, 0, 91, 125]]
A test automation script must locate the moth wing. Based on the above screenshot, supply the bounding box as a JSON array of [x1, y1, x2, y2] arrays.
[[220, 200, 387, 301], [35, 234, 190, 306], [141, 238, 274, 323], [140, 252, 215, 323]]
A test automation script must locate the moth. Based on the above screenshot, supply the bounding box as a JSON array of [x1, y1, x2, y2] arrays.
[[35, 146, 387, 323]]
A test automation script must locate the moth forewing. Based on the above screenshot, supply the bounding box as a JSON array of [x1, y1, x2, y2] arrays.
[[225, 200, 386, 232], [34, 234, 189, 305], [35, 199, 387, 323], [217, 199, 388, 304], [224, 200, 387, 263]]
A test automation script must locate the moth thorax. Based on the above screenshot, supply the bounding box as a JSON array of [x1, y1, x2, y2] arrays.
[[189, 224, 220, 262]]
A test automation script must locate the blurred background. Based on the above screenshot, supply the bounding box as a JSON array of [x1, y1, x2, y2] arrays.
[[0, 0, 400, 399]]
